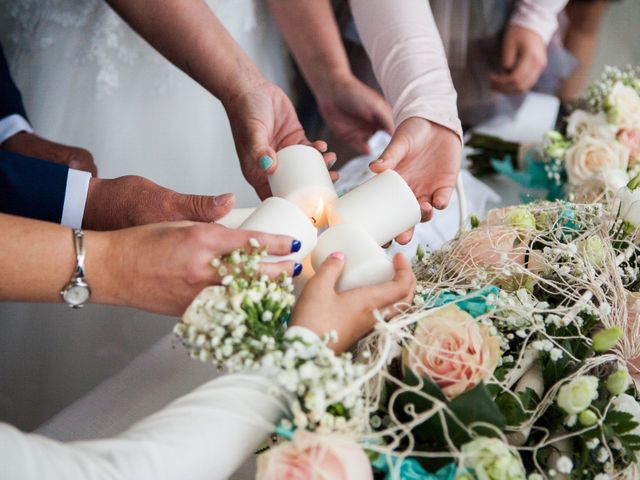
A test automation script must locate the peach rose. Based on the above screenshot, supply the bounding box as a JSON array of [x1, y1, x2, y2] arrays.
[[618, 129, 640, 164], [454, 225, 527, 268], [402, 304, 501, 399], [256, 431, 373, 480]]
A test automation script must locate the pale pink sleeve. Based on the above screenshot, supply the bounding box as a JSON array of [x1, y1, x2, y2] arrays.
[[509, 0, 569, 44], [350, 0, 462, 143]]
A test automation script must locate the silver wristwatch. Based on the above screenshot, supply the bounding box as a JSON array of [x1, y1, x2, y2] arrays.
[[60, 229, 91, 308]]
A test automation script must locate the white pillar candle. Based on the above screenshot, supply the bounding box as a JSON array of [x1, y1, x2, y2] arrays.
[[326, 170, 421, 245], [216, 208, 255, 229], [239, 197, 317, 263], [268, 145, 337, 228], [311, 224, 394, 292]]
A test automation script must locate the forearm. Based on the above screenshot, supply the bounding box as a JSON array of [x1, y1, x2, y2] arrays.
[[0, 213, 114, 304], [265, 0, 351, 94], [350, 0, 462, 141], [106, 0, 265, 105], [2, 372, 283, 480], [510, 0, 569, 44]]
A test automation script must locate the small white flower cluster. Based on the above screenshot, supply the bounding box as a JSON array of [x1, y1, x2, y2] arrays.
[[277, 335, 367, 433], [585, 65, 640, 114], [175, 244, 366, 434]]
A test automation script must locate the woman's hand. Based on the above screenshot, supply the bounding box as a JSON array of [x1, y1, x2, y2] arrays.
[[369, 117, 462, 243], [224, 81, 337, 200], [315, 74, 394, 155], [91, 222, 301, 316], [489, 25, 547, 94], [291, 252, 416, 353]]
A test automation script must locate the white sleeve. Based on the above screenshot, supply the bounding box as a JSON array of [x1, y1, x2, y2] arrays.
[[60, 169, 91, 229], [350, 0, 462, 142], [0, 113, 33, 144], [1, 372, 285, 480], [509, 0, 569, 44]]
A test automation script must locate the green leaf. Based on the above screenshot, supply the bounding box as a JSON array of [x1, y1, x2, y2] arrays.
[[395, 371, 505, 450]]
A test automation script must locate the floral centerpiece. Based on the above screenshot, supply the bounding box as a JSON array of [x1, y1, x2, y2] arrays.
[[469, 66, 640, 203]]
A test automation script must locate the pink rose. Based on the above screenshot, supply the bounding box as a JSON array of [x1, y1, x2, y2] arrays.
[[453, 225, 527, 268], [402, 304, 501, 399], [256, 431, 373, 480], [618, 129, 640, 164]]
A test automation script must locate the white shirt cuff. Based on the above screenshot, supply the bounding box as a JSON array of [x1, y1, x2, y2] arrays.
[[60, 169, 91, 229], [0, 114, 33, 144]]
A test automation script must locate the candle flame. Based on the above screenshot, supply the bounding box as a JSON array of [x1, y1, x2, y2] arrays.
[[311, 198, 325, 226]]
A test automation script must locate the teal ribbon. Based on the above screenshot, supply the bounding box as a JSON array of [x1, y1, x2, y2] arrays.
[[275, 423, 295, 441], [491, 152, 566, 201], [372, 455, 460, 480], [427, 285, 499, 318]]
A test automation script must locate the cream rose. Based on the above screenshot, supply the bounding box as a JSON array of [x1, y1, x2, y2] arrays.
[[564, 135, 629, 186], [402, 304, 501, 399], [566, 110, 616, 141], [608, 82, 640, 130], [256, 431, 373, 480]]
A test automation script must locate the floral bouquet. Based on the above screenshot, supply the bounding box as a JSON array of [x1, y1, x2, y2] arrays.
[[469, 66, 640, 203], [255, 190, 640, 479]]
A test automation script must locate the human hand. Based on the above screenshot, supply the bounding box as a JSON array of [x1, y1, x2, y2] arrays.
[[489, 25, 547, 94], [0, 131, 98, 176], [83, 176, 235, 230], [224, 80, 337, 199], [291, 252, 415, 354], [315, 74, 393, 154], [369, 117, 461, 244], [90, 222, 301, 316]]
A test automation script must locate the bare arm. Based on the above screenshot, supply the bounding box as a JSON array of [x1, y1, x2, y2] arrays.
[[106, 0, 264, 105]]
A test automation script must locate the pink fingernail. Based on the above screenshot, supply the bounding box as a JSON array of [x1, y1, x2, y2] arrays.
[[329, 252, 345, 261]]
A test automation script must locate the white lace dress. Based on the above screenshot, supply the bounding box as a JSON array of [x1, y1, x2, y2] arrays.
[[0, 0, 291, 431]]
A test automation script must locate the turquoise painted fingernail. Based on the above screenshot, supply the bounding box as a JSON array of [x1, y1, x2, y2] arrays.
[[259, 155, 273, 170]]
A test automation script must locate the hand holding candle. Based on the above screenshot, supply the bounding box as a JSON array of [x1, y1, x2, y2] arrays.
[[311, 224, 394, 292]]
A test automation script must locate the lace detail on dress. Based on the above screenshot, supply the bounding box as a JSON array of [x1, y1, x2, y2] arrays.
[[0, 0, 262, 98]]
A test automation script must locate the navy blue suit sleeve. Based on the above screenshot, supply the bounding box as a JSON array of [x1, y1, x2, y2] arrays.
[[0, 43, 28, 120], [0, 151, 68, 223]]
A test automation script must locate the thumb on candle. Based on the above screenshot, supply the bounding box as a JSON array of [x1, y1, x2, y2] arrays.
[[313, 252, 347, 290], [180, 192, 236, 222], [369, 135, 408, 173], [249, 125, 278, 175]]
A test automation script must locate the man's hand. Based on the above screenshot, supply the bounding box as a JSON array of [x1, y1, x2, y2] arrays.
[[83, 176, 235, 230], [224, 80, 337, 200], [92, 222, 300, 316], [1, 131, 98, 176], [315, 74, 393, 154], [489, 25, 547, 94], [369, 117, 461, 244]]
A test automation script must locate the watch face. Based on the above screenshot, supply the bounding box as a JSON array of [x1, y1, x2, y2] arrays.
[[65, 285, 91, 306]]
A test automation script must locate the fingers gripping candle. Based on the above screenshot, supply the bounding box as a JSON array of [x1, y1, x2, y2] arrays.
[[327, 170, 421, 245], [312, 224, 394, 292], [268, 145, 337, 228], [239, 197, 317, 263]]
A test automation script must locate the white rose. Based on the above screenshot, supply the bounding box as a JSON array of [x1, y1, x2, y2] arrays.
[[619, 186, 640, 227], [600, 169, 630, 192], [566, 110, 616, 140], [611, 393, 640, 437], [556, 375, 599, 415], [564, 135, 629, 186], [608, 82, 640, 130]]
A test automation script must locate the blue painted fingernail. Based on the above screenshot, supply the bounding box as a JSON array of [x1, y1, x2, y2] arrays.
[[291, 239, 302, 253], [293, 263, 303, 277], [259, 155, 273, 170]]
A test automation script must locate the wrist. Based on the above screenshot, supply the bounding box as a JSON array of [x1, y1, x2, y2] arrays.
[[83, 230, 121, 306], [218, 68, 268, 109], [309, 68, 353, 100]]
